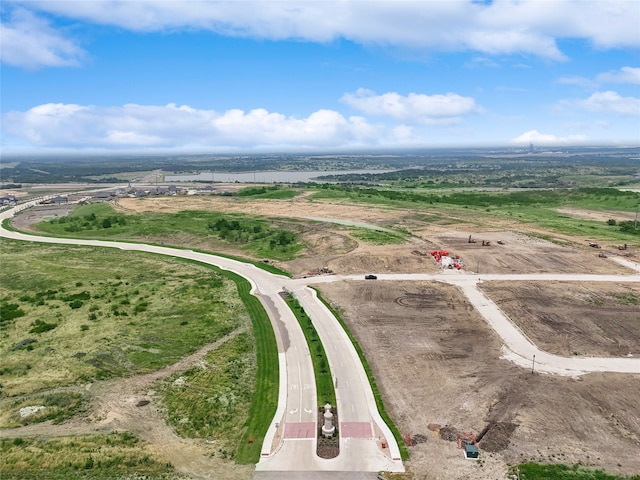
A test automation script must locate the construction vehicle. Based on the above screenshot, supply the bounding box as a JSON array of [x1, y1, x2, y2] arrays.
[[589, 242, 600, 248], [468, 235, 476, 243], [619, 244, 628, 250]]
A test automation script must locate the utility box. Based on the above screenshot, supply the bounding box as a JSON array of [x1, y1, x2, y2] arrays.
[[464, 444, 479, 459]]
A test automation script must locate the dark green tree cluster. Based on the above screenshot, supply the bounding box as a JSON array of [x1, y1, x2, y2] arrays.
[[207, 217, 298, 251], [48, 213, 128, 232]]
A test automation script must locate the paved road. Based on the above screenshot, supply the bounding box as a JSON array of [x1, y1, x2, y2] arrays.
[[3, 198, 639, 474], [294, 269, 640, 376], [0, 200, 404, 474]]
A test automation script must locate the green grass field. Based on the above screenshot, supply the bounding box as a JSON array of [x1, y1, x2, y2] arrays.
[[160, 332, 256, 459], [36, 203, 304, 260], [0, 238, 278, 466], [513, 463, 640, 480], [0, 239, 250, 400], [0, 432, 178, 479], [310, 186, 640, 244], [236, 185, 299, 199], [349, 227, 407, 245]]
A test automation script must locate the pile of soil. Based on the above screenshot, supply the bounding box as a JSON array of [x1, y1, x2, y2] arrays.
[[439, 426, 460, 442], [478, 422, 518, 453]]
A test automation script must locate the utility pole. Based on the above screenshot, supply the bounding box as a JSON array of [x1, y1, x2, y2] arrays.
[[531, 354, 536, 374]]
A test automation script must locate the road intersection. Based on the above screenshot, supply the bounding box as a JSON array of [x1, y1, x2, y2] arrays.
[[1, 200, 404, 474], [2, 199, 639, 475]]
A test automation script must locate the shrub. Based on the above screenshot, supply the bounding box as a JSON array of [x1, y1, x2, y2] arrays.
[[0, 303, 25, 323], [29, 319, 58, 334], [619, 220, 639, 234], [69, 299, 84, 309]]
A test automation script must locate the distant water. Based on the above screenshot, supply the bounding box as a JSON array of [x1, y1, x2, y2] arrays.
[[164, 169, 394, 183]]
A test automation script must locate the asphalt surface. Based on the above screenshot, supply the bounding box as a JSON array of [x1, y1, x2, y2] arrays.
[[3, 198, 640, 475]]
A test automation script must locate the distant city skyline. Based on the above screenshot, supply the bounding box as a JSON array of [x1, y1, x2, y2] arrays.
[[1, 1, 639, 153]]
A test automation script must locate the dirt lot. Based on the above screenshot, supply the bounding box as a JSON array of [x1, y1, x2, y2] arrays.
[[432, 230, 633, 275], [113, 195, 638, 277], [480, 281, 640, 358], [317, 280, 640, 480], [5, 192, 640, 479]]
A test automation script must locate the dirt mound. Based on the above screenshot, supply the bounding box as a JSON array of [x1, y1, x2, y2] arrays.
[[478, 422, 518, 452], [412, 434, 429, 445], [439, 426, 460, 442]]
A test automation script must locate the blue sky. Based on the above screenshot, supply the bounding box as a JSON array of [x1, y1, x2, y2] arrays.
[[1, 1, 639, 153]]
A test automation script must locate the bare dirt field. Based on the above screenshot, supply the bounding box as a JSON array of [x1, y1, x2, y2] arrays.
[[6, 192, 640, 480], [558, 206, 639, 223], [480, 281, 640, 358], [317, 280, 640, 480], [9, 204, 76, 228], [431, 230, 633, 275], [114, 195, 638, 277]]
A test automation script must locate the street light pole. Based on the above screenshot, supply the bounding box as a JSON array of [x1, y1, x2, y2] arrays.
[[531, 354, 536, 374]]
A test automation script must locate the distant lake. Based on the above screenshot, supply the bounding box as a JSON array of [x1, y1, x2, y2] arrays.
[[164, 169, 395, 184]]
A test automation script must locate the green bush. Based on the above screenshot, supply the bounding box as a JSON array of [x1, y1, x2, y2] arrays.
[[29, 319, 58, 334], [0, 302, 25, 323]]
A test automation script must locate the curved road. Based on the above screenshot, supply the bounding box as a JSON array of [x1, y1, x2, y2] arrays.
[[2, 198, 640, 474], [0, 200, 404, 475], [293, 269, 640, 377]]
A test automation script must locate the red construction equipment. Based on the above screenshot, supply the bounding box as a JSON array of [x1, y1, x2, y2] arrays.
[[456, 432, 479, 449], [429, 250, 449, 262]]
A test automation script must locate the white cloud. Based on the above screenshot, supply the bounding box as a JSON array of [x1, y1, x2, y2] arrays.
[[597, 66, 640, 85], [556, 76, 599, 89], [556, 67, 640, 91], [555, 91, 640, 116], [7, 0, 640, 63], [341, 88, 479, 125], [0, 8, 85, 68], [510, 129, 587, 146], [577, 91, 640, 115], [2, 102, 381, 149]]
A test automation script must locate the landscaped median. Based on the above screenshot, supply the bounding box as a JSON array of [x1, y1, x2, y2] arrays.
[[312, 287, 410, 461], [282, 290, 340, 458]]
